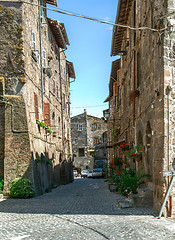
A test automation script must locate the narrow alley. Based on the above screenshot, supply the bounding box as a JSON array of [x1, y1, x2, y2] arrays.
[[0, 178, 175, 240]]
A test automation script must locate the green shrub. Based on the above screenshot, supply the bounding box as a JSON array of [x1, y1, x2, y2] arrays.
[[0, 179, 4, 193], [10, 178, 35, 198]]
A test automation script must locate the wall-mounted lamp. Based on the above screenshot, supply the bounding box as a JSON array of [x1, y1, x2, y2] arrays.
[[118, 51, 127, 56]]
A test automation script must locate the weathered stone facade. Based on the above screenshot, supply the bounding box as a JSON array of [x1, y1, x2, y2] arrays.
[[71, 110, 107, 170], [106, 0, 175, 217], [0, 0, 75, 195]]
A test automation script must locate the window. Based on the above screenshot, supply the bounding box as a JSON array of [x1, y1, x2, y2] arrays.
[[78, 124, 83, 131], [34, 92, 39, 120], [32, 31, 36, 51], [92, 123, 97, 131], [79, 148, 85, 157], [44, 103, 50, 126], [43, 50, 46, 68], [94, 138, 99, 145]]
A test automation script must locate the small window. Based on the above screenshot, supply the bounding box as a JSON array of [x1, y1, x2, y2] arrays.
[[32, 31, 36, 51], [92, 123, 97, 131], [34, 92, 39, 120], [94, 138, 99, 145], [78, 124, 83, 131], [43, 50, 46, 68], [44, 103, 50, 126]]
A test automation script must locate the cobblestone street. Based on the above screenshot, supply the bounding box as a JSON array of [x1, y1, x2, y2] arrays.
[[0, 178, 175, 240]]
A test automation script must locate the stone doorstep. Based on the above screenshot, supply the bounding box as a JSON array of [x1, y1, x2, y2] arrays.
[[117, 189, 153, 209], [117, 198, 133, 208]]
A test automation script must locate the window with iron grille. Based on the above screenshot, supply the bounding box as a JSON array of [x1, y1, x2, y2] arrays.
[[44, 103, 50, 126]]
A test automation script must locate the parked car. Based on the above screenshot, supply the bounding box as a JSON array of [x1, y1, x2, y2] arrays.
[[81, 170, 89, 178], [92, 168, 103, 178], [87, 170, 93, 178], [73, 170, 78, 177]]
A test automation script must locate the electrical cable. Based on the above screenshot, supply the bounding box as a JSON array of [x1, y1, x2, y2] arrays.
[[17, 0, 168, 32], [71, 104, 108, 109]]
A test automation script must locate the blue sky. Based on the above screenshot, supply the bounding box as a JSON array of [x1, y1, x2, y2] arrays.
[[48, 0, 118, 117]]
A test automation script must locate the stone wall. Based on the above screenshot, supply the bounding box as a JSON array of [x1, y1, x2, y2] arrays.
[[163, 0, 175, 217], [108, 0, 175, 216], [2, 96, 32, 194], [73, 157, 94, 171], [71, 111, 88, 157], [0, 102, 5, 179], [0, 2, 73, 195]]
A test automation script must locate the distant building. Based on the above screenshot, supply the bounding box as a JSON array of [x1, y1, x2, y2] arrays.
[[0, 0, 75, 195], [71, 110, 107, 170]]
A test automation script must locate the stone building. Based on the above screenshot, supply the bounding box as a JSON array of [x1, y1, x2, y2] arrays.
[[0, 0, 75, 195], [71, 110, 107, 170], [105, 0, 175, 217]]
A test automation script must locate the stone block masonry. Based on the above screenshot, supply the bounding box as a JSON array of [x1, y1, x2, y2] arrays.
[[0, 1, 74, 196]]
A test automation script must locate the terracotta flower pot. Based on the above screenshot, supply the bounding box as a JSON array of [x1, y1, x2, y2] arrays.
[[135, 156, 141, 162]]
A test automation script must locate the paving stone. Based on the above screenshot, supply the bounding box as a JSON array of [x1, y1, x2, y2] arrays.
[[0, 179, 174, 240]]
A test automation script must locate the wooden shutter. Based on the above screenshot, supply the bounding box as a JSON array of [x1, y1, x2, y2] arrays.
[[34, 92, 39, 120], [44, 103, 50, 126]]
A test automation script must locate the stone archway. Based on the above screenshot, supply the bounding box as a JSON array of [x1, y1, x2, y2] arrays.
[[146, 121, 153, 181]]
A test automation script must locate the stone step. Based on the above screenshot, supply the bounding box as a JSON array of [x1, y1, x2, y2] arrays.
[[0, 194, 3, 199], [117, 199, 133, 208], [130, 187, 153, 207]]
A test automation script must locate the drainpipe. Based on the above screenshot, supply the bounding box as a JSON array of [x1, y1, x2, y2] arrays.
[[166, 85, 172, 172], [39, 0, 44, 117], [59, 51, 65, 160]]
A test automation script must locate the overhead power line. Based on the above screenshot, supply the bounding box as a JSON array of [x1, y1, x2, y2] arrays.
[[20, 0, 168, 32], [71, 104, 108, 109]]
